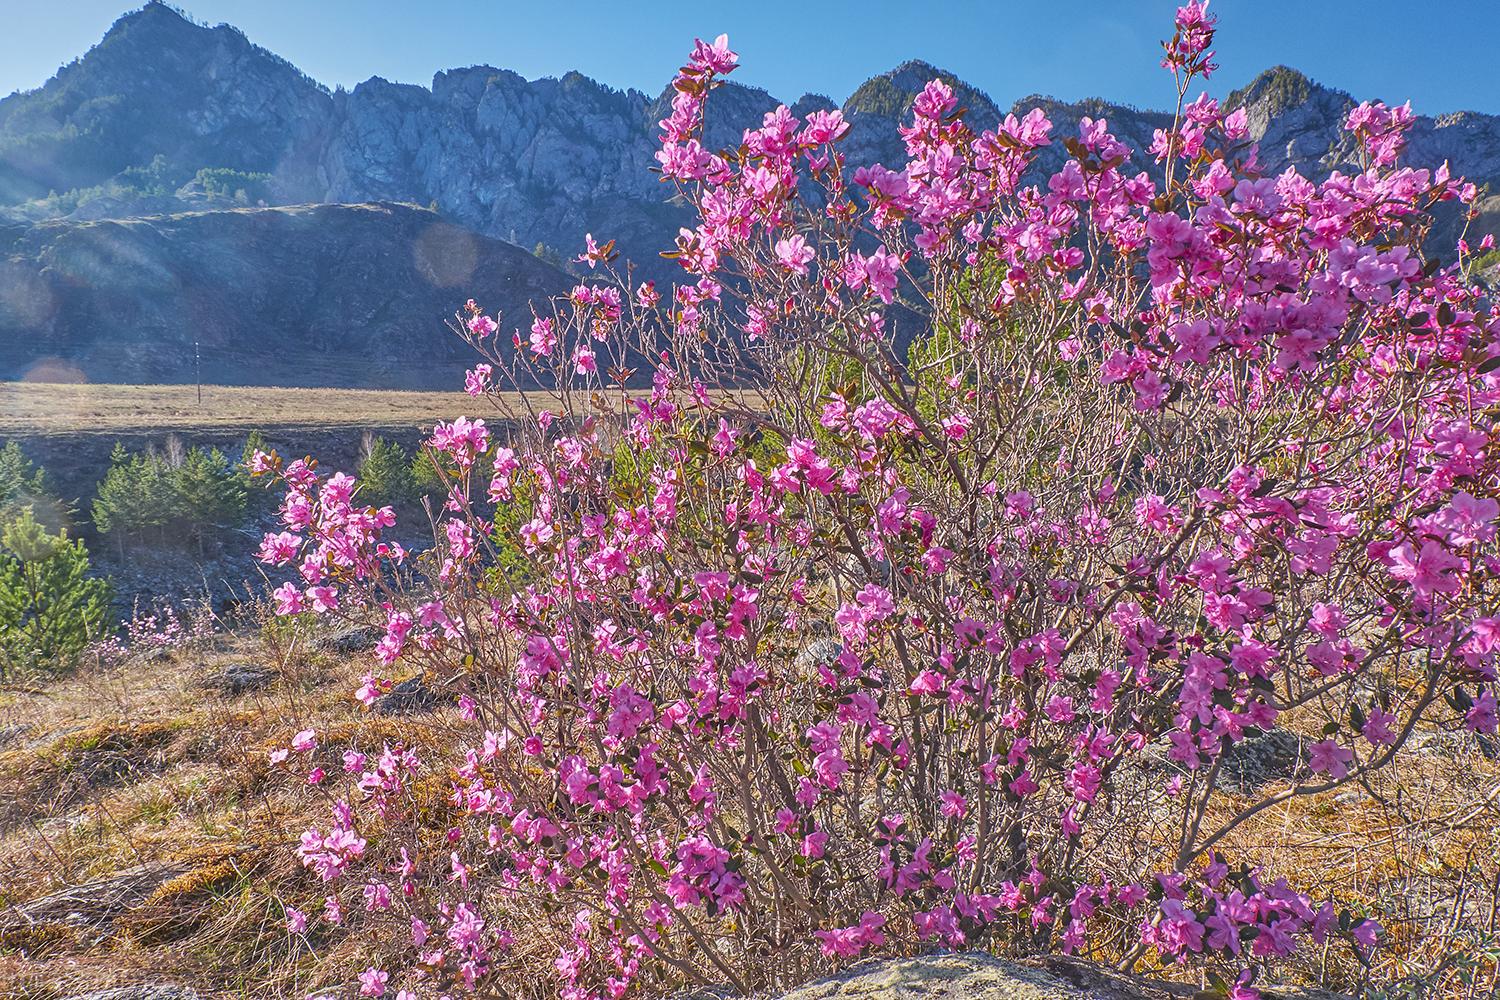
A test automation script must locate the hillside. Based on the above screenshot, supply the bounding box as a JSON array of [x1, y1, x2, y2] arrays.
[[0, 201, 569, 388]]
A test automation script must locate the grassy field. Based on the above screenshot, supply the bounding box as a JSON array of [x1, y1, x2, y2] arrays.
[[0, 382, 510, 437]]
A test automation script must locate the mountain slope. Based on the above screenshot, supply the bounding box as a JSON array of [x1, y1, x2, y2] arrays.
[[8, 3, 1500, 269], [0, 202, 569, 388], [0, 3, 333, 205]]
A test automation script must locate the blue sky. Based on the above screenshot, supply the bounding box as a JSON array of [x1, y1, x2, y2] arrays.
[[3, 1, 1498, 115]]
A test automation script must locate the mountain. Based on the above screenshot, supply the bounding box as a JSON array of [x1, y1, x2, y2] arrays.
[[0, 3, 332, 206], [4, 3, 1500, 388], [0, 202, 568, 387]]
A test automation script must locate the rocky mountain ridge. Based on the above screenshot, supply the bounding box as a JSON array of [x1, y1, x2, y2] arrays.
[[7, 3, 1500, 267]]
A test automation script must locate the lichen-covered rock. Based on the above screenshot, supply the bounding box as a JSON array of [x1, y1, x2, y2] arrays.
[[209, 662, 274, 694], [63, 987, 203, 1000], [774, 954, 1347, 1000]]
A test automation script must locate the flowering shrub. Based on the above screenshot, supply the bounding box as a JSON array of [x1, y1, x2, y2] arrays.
[[88, 598, 216, 665], [256, 6, 1500, 998]]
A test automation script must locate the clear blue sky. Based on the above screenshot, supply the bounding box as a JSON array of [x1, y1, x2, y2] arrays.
[[3, 1, 1498, 115]]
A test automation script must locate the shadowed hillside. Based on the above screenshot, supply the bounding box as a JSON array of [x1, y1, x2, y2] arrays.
[[0, 202, 570, 388]]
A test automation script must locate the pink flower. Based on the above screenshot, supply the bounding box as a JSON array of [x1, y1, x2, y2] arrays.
[[1308, 739, 1354, 779], [464, 364, 493, 397], [1440, 491, 1498, 546], [1466, 689, 1498, 734], [307, 586, 340, 614], [1361, 707, 1397, 746], [688, 33, 738, 75], [1387, 539, 1465, 603], [358, 967, 388, 997], [939, 789, 968, 819], [529, 316, 557, 356], [284, 907, 306, 934], [775, 235, 814, 275], [273, 582, 305, 616], [861, 249, 900, 304]]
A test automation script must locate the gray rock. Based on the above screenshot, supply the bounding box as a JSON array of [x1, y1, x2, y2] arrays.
[[1214, 729, 1306, 793], [3, 863, 187, 931], [317, 624, 383, 655], [64, 987, 204, 1000], [1409, 728, 1497, 759], [794, 637, 843, 676], [1377, 875, 1494, 932], [373, 674, 442, 716], [772, 953, 1347, 1000], [210, 662, 275, 694], [1122, 728, 1306, 798]]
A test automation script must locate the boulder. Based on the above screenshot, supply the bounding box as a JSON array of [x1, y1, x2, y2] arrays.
[[774, 953, 1346, 1000], [317, 625, 382, 655], [2, 862, 187, 931], [208, 662, 275, 694], [64, 988, 203, 1000], [1214, 729, 1306, 793], [373, 674, 442, 716]]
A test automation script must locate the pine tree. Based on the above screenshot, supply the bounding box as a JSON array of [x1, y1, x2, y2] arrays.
[[0, 441, 68, 532], [410, 447, 453, 501], [173, 446, 247, 554], [0, 507, 112, 677], [93, 444, 146, 554], [358, 436, 417, 508], [93, 444, 174, 551]]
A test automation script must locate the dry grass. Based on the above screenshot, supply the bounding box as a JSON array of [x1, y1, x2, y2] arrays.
[[0, 623, 470, 999], [0, 382, 523, 437], [1203, 738, 1500, 993]]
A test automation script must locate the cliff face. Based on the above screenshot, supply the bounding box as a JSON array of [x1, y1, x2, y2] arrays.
[[0, 202, 568, 388], [3, 3, 1500, 388]]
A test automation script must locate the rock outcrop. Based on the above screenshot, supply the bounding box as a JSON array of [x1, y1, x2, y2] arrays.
[[6, 3, 1500, 270]]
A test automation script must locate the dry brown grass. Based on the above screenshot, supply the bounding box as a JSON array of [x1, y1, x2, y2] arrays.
[[0, 625, 468, 999], [1202, 737, 1500, 993], [0, 382, 521, 437]]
